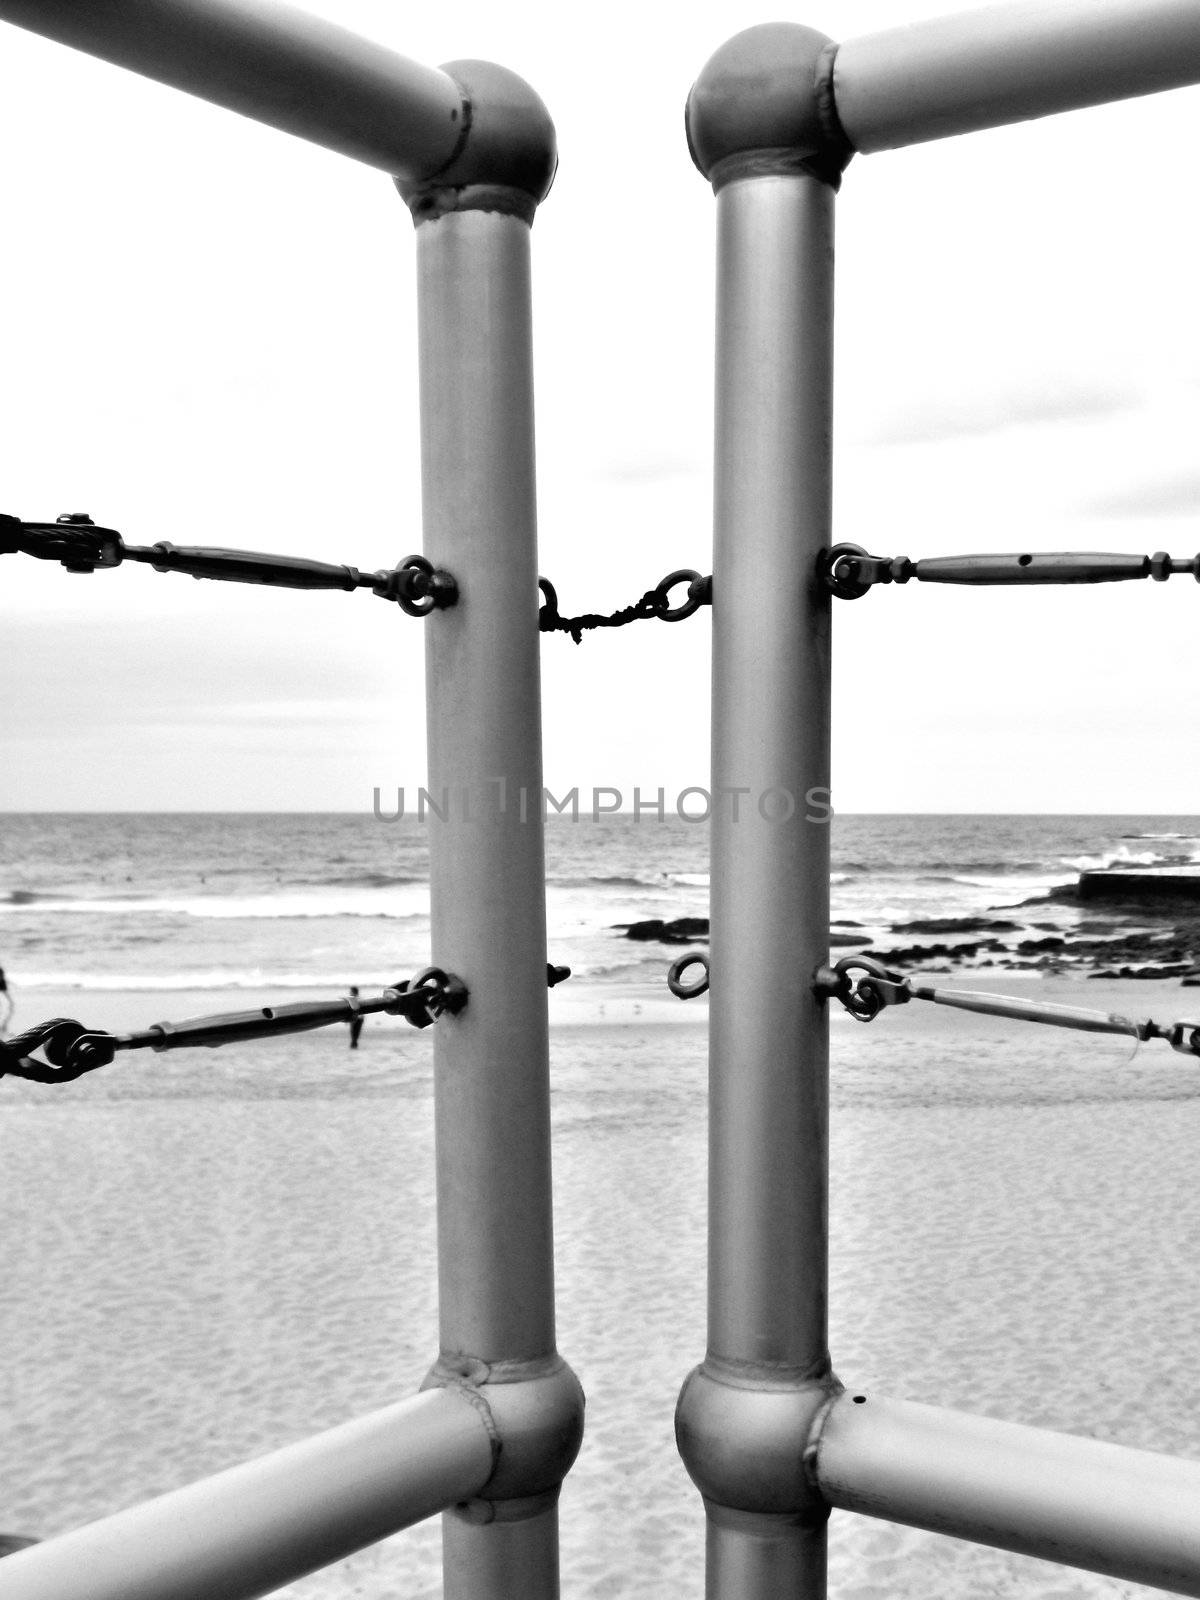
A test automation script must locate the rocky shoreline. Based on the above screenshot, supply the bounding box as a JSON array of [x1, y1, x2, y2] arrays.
[[614, 878, 1200, 984]]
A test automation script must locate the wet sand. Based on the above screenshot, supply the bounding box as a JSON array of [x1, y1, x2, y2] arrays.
[[2, 979, 1199, 1596]]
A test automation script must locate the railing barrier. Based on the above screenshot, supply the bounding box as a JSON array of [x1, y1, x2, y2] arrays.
[[4, 0, 1200, 1596]]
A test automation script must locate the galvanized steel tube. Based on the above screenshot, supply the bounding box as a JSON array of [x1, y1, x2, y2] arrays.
[[706, 1507, 829, 1596], [815, 1392, 1200, 1595], [416, 206, 554, 1367], [0, 0, 463, 182], [702, 167, 836, 1592], [415, 205, 565, 1596], [443, 1504, 562, 1595], [708, 169, 834, 1382], [0, 1388, 494, 1600], [834, 0, 1200, 154]]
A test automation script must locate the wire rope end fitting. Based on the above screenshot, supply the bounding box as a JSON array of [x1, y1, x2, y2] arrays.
[[377, 554, 459, 615], [397, 61, 557, 226], [686, 24, 853, 193]]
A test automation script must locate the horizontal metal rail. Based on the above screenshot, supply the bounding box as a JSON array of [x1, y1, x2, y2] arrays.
[[0, 0, 464, 182], [814, 1391, 1200, 1596], [833, 0, 1200, 154], [0, 1387, 495, 1600]]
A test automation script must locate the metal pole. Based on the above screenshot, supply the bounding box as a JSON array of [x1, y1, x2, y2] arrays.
[[677, 25, 849, 1599], [814, 1391, 1200, 1596], [834, 0, 1200, 154], [705, 164, 835, 1373], [697, 159, 836, 1600], [0, 1389, 494, 1600], [416, 190, 555, 1403], [410, 79, 580, 1595], [0, 0, 463, 183]]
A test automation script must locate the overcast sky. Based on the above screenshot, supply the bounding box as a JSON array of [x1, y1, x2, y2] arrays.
[[2, 0, 1198, 813]]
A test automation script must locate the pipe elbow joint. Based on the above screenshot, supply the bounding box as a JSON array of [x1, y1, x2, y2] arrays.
[[686, 23, 853, 191], [675, 1359, 841, 1522], [399, 60, 557, 224], [424, 1352, 584, 1520]]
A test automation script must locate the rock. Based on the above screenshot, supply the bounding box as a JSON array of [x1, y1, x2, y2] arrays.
[[1079, 869, 1200, 904], [1090, 962, 1194, 980], [864, 939, 995, 966], [829, 932, 870, 947], [1017, 936, 1065, 953], [615, 917, 709, 945], [1046, 884, 1080, 904], [889, 917, 1022, 934]]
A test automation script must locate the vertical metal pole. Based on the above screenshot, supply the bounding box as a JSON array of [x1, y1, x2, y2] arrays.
[[708, 166, 835, 1378], [417, 206, 555, 1366], [707, 1511, 828, 1597], [676, 26, 849, 1599], [704, 160, 836, 1600], [414, 163, 578, 1592]]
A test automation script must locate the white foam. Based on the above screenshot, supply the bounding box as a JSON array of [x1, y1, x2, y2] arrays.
[[0, 887, 431, 921], [1063, 845, 1175, 871], [12, 970, 411, 992]]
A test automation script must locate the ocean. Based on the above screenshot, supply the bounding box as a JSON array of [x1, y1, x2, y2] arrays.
[[3, 813, 1200, 1598], [4, 811, 1200, 1004]]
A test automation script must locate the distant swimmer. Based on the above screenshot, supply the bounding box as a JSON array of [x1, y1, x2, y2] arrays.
[[0, 967, 11, 1037], [347, 986, 363, 1050]]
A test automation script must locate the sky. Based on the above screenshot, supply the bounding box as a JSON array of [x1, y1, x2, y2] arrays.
[[1, 0, 1198, 813]]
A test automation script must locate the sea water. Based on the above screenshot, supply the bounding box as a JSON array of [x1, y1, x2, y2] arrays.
[[4, 811, 1200, 1001]]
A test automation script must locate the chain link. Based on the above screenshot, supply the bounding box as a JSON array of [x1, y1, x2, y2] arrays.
[[666, 952, 710, 999], [539, 569, 711, 644]]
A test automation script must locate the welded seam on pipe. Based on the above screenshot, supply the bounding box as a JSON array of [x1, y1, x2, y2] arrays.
[[814, 42, 853, 160]]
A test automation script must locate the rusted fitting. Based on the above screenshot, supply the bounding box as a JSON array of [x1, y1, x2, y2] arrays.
[[675, 1358, 842, 1522], [398, 60, 557, 224], [423, 1352, 584, 1517], [686, 23, 853, 192]]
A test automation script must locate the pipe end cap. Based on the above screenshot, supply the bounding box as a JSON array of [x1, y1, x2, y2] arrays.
[[686, 24, 852, 190], [400, 60, 557, 221]]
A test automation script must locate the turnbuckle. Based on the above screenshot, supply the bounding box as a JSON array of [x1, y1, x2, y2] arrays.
[[823, 541, 1200, 600], [0, 970, 470, 1084], [1, 965, 576, 1086], [815, 954, 1200, 1057], [1, 514, 458, 613]]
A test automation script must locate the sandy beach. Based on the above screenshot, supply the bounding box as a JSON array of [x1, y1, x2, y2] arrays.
[[3, 976, 1199, 1596]]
